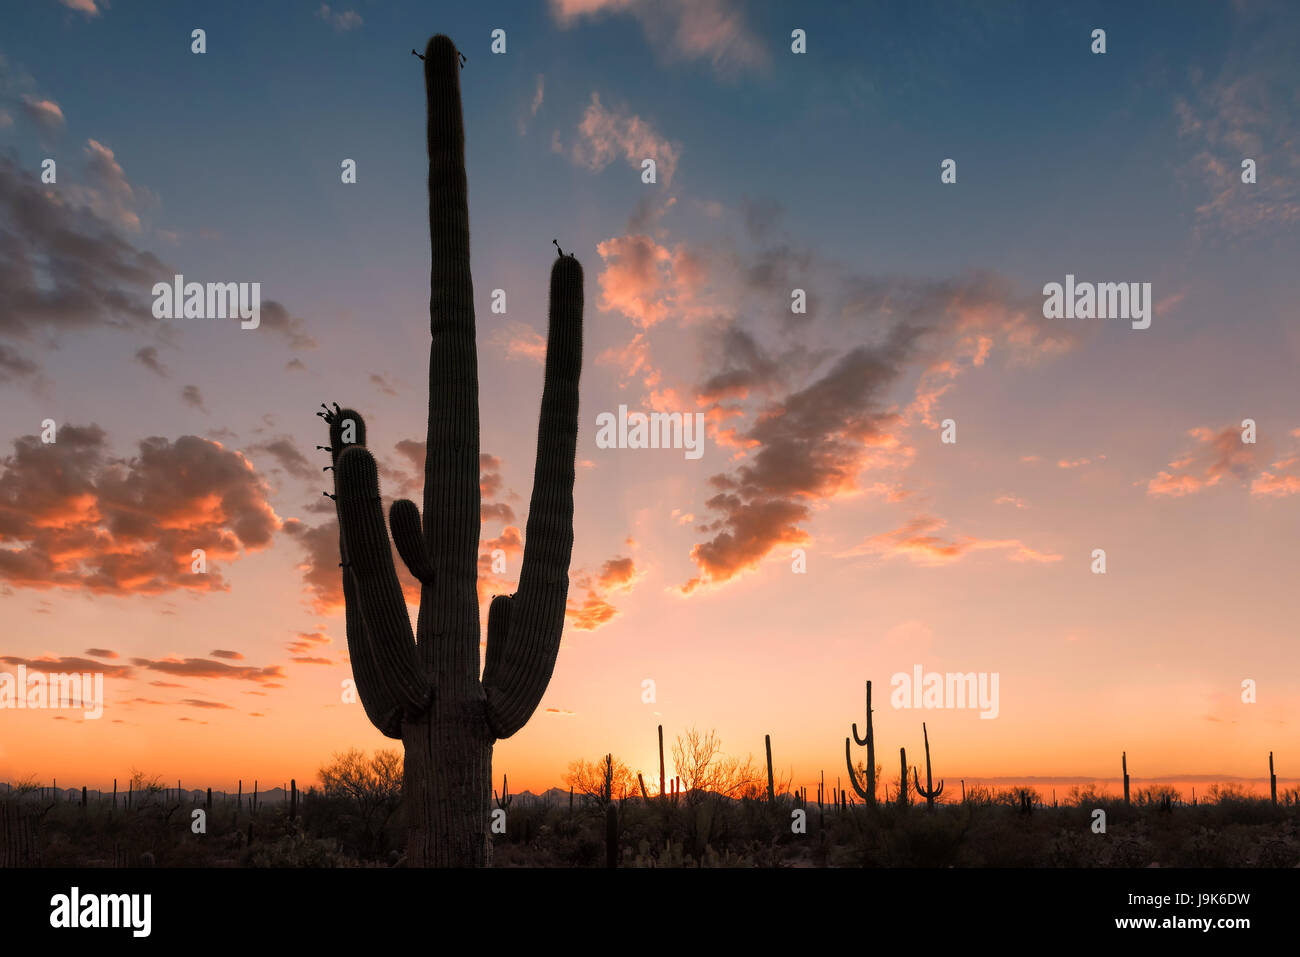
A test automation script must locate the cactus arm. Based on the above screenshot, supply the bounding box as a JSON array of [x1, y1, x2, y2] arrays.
[[320, 406, 423, 737], [482, 593, 513, 680], [335, 444, 434, 723], [845, 737, 872, 800], [483, 255, 584, 738], [389, 499, 435, 584]]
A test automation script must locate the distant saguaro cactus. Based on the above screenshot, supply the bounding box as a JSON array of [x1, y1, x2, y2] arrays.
[[316, 34, 584, 867], [494, 774, 512, 811], [912, 722, 944, 810], [1270, 752, 1277, 806], [897, 748, 909, 808], [845, 679, 877, 806], [765, 734, 775, 803], [1122, 752, 1130, 806]]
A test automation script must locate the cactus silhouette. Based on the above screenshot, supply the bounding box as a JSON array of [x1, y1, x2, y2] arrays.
[[912, 722, 944, 810], [845, 679, 877, 806], [317, 34, 583, 866], [1270, 751, 1277, 807], [765, 734, 775, 802], [897, 747, 909, 807], [1122, 751, 1130, 806]]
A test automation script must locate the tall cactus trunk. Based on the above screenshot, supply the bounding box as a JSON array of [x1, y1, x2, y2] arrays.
[[658, 724, 666, 802], [1122, 751, 1130, 807], [898, 748, 909, 807], [317, 34, 583, 867], [845, 679, 877, 806], [1270, 752, 1277, 807], [912, 722, 944, 810], [765, 734, 775, 802]]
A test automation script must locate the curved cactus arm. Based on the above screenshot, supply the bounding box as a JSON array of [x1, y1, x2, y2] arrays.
[[389, 499, 435, 584], [335, 444, 434, 724], [852, 680, 873, 746], [845, 737, 872, 801], [483, 255, 584, 738], [319, 407, 409, 738], [912, 768, 944, 798]]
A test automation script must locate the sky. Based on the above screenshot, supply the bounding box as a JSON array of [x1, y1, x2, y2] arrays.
[[1, 0, 1298, 798]]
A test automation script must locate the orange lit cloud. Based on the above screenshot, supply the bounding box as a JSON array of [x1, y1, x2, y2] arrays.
[[838, 515, 1062, 566], [1146, 425, 1266, 497], [568, 93, 682, 186], [0, 425, 280, 594], [550, 0, 768, 77]]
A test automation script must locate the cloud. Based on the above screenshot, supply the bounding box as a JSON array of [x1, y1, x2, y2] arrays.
[[593, 234, 703, 327], [0, 344, 38, 383], [0, 654, 133, 678], [256, 301, 318, 350], [0, 154, 169, 365], [369, 372, 398, 396], [837, 515, 1062, 566], [531, 74, 545, 116], [488, 320, 547, 363], [210, 650, 244, 660], [676, 253, 1073, 593], [66, 139, 156, 233], [249, 436, 316, 480], [182, 699, 233, 709], [19, 95, 64, 132], [566, 554, 641, 630], [181, 384, 207, 413], [58, 0, 101, 15], [133, 345, 168, 377], [0, 425, 281, 594], [550, 0, 768, 77], [1145, 425, 1266, 497], [85, 647, 118, 658], [287, 630, 332, 660], [569, 93, 682, 187], [1174, 14, 1300, 238], [316, 4, 362, 31], [131, 656, 285, 683]]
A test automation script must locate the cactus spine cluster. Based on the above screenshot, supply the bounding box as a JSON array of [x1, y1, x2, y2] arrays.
[[912, 722, 944, 810], [316, 34, 583, 866], [845, 680, 877, 806]]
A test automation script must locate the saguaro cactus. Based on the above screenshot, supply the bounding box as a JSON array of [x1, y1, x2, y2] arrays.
[[765, 734, 775, 803], [317, 34, 584, 867], [845, 679, 877, 806], [897, 747, 909, 807], [658, 724, 666, 801], [912, 722, 944, 810], [1122, 752, 1130, 806], [1270, 752, 1277, 807]]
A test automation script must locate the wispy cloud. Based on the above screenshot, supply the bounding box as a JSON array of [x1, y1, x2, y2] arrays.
[[550, 0, 768, 77]]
